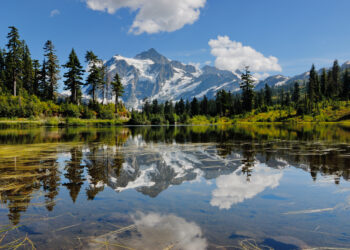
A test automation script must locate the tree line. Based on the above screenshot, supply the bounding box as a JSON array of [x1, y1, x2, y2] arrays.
[[0, 26, 124, 119], [130, 64, 350, 124]]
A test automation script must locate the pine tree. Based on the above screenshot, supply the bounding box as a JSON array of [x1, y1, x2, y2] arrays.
[[164, 101, 174, 119], [110, 72, 124, 111], [85, 51, 103, 103], [200, 95, 209, 115], [320, 68, 327, 98], [342, 69, 350, 100], [191, 97, 199, 116], [0, 49, 5, 91], [185, 100, 191, 114], [22, 44, 34, 95], [152, 99, 159, 114], [43, 40, 60, 101], [332, 60, 341, 96], [307, 64, 318, 111], [40, 59, 47, 99], [279, 89, 285, 106], [264, 84, 272, 106], [143, 100, 151, 115], [240, 66, 255, 112], [292, 82, 300, 104], [63, 49, 84, 104], [284, 92, 291, 106], [5, 26, 23, 96], [175, 98, 185, 115], [32, 60, 41, 97]]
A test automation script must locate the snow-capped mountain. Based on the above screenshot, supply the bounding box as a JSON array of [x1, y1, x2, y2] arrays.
[[103, 48, 241, 109], [99, 48, 350, 109]]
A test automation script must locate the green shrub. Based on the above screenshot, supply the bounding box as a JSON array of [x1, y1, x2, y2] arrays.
[[61, 103, 80, 117], [98, 104, 115, 119]]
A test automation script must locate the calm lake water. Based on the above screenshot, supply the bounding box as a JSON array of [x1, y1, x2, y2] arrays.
[[0, 124, 350, 249]]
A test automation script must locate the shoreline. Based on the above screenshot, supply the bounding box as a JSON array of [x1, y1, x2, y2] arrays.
[[0, 117, 349, 127]]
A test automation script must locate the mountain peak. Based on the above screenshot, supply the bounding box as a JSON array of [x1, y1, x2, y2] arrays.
[[135, 48, 169, 64], [342, 61, 350, 70]]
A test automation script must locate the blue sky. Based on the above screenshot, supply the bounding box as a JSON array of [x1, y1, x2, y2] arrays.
[[1, 0, 350, 85]]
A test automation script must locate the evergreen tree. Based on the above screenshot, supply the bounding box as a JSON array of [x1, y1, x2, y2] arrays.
[[292, 82, 300, 104], [254, 90, 264, 109], [0, 49, 6, 91], [185, 100, 191, 114], [342, 69, 350, 100], [279, 89, 285, 106], [22, 44, 33, 94], [284, 92, 291, 106], [164, 101, 172, 114], [327, 69, 334, 97], [152, 99, 159, 114], [43, 40, 60, 101], [32, 60, 41, 97], [307, 64, 318, 111], [264, 84, 272, 106], [200, 95, 209, 115], [143, 100, 152, 115], [63, 49, 84, 104], [175, 98, 185, 115], [320, 68, 327, 98], [5, 26, 22, 96], [110, 72, 124, 111], [332, 60, 341, 96], [233, 95, 242, 115], [240, 66, 255, 112], [40, 59, 47, 98], [85, 51, 103, 103], [190, 97, 199, 116]]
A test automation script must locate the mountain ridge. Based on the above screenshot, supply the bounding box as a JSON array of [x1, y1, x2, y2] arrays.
[[93, 48, 350, 109]]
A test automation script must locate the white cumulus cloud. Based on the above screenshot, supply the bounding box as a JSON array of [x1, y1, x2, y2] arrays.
[[209, 36, 282, 75], [85, 0, 206, 34]]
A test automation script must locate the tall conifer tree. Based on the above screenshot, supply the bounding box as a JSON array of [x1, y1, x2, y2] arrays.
[[240, 66, 255, 112], [32, 60, 41, 97], [22, 43, 34, 94], [110, 72, 124, 111], [320, 68, 327, 98], [85, 51, 103, 103], [292, 82, 300, 104], [5, 26, 22, 96], [342, 69, 350, 100], [43, 40, 60, 101], [63, 49, 84, 104]]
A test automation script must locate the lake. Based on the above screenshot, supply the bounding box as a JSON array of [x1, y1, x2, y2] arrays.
[[0, 124, 350, 249]]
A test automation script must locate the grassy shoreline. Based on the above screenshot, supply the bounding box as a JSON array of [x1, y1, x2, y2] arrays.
[[0, 116, 349, 128], [0, 117, 128, 127]]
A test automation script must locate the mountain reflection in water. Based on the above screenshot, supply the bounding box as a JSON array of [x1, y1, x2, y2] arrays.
[[0, 124, 350, 249]]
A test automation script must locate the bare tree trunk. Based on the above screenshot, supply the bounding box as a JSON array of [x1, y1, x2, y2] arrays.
[[115, 95, 118, 113], [13, 78, 16, 97]]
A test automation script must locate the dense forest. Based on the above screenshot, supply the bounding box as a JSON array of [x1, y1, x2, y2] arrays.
[[0, 26, 349, 125], [0, 26, 126, 120]]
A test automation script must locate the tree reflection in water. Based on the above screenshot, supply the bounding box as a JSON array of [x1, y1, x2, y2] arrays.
[[0, 124, 349, 225]]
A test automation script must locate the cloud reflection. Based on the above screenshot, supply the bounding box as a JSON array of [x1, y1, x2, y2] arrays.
[[87, 212, 207, 250], [211, 163, 283, 209]]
